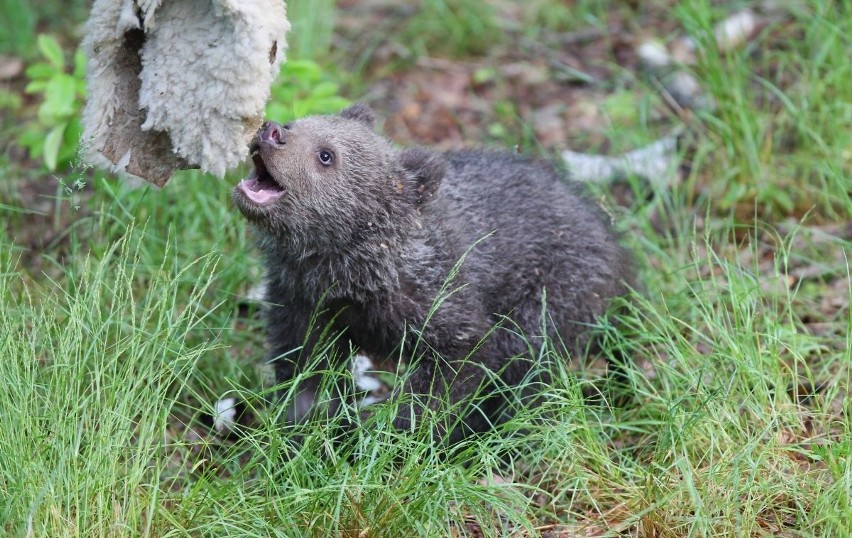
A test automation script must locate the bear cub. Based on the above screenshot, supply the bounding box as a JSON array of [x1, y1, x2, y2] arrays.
[[233, 104, 633, 443]]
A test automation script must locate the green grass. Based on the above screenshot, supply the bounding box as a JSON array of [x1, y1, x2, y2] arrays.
[[1, 0, 851, 536], [0, 0, 36, 55], [0, 0, 88, 56], [673, 0, 852, 218], [286, 0, 338, 60], [2, 211, 848, 535], [400, 0, 505, 58], [0, 228, 218, 534]]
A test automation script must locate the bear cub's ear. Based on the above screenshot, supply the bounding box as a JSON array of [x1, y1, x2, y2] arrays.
[[340, 103, 375, 128], [399, 148, 446, 205]]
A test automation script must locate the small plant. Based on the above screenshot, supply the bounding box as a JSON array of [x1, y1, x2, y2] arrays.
[[265, 59, 350, 122], [54, 142, 92, 216], [18, 34, 86, 171]]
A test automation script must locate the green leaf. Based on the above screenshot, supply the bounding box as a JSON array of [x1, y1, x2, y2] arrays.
[[487, 123, 507, 138], [59, 117, 84, 163], [310, 81, 341, 99], [473, 66, 497, 84], [24, 62, 54, 81], [73, 48, 87, 79], [44, 123, 67, 171], [311, 96, 349, 114], [76, 77, 88, 97], [762, 188, 794, 212], [18, 128, 45, 157], [265, 103, 290, 122], [37, 34, 64, 70], [24, 80, 47, 94], [39, 73, 77, 123], [280, 59, 321, 82]]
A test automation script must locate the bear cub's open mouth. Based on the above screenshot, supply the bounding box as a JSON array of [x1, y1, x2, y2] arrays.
[[237, 148, 285, 205]]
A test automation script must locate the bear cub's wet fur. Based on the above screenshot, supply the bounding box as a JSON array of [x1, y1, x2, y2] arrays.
[[233, 104, 633, 442]]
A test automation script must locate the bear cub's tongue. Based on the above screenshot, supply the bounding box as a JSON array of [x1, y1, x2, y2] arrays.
[[238, 154, 285, 204]]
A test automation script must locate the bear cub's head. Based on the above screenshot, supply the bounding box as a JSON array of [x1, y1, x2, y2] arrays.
[[233, 104, 446, 238]]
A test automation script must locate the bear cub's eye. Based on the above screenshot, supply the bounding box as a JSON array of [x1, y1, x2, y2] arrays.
[[318, 150, 334, 166]]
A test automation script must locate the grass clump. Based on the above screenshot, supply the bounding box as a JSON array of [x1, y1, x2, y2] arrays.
[[674, 0, 851, 218], [401, 0, 505, 58], [620, 250, 843, 534], [0, 229, 220, 535]]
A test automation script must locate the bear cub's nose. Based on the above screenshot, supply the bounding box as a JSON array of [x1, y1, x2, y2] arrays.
[[260, 121, 288, 145]]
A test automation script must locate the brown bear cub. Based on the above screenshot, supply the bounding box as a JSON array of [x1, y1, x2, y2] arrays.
[[233, 104, 633, 443]]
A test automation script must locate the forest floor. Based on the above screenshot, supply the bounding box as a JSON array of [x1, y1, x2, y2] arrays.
[[1, 1, 850, 536]]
